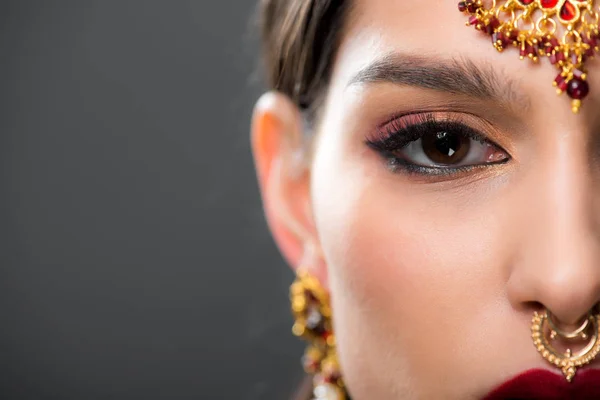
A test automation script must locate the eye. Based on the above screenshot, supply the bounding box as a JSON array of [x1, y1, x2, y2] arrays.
[[366, 115, 510, 175], [399, 129, 506, 168]]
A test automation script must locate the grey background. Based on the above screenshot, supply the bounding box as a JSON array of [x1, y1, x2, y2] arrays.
[[0, 1, 303, 399]]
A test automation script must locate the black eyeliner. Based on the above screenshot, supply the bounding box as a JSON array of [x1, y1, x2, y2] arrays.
[[366, 119, 487, 153], [365, 113, 509, 176]]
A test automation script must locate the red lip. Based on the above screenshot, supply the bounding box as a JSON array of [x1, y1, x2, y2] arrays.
[[483, 369, 600, 400]]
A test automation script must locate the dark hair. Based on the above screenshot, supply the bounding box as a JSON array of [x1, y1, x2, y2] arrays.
[[258, 0, 350, 125]]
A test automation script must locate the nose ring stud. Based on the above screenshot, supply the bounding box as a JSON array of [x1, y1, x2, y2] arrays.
[[531, 310, 600, 382]]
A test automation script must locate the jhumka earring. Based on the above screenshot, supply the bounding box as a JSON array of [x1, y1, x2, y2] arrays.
[[290, 270, 349, 400], [458, 0, 600, 113], [531, 309, 600, 382]]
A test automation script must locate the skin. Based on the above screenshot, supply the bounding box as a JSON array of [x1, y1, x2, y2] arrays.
[[251, 0, 600, 398]]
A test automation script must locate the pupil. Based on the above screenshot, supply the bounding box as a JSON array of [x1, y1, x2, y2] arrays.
[[435, 132, 458, 156], [422, 131, 470, 164]]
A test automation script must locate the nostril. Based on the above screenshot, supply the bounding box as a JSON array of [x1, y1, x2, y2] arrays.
[[523, 300, 545, 315]]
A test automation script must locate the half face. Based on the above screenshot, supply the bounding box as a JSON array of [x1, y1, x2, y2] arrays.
[[307, 0, 600, 398]]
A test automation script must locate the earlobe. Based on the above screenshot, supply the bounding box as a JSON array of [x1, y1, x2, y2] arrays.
[[250, 92, 326, 284]]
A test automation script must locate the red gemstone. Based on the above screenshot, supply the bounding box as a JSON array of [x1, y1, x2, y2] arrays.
[[554, 74, 563, 85], [492, 32, 509, 48], [550, 53, 558, 64], [469, 15, 479, 25], [555, 74, 567, 91], [559, 80, 568, 92], [541, 0, 559, 7], [485, 17, 500, 35], [539, 37, 551, 55], [560, 1, 577, 21], [458, 1, 467, 12], [567, 78, 589, 100], [586, 46, 595, 57], [520, 0, 535, 4], [489, 17, 500, 29]]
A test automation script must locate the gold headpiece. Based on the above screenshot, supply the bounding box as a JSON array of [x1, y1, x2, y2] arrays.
[[459, 0, 599, 113]]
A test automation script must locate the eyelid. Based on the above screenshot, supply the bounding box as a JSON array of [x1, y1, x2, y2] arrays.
[[364, 111, 511, 179], [366, 112, 509, 156]]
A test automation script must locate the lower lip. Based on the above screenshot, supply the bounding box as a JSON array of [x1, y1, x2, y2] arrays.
[[483, 369, 600, 400]]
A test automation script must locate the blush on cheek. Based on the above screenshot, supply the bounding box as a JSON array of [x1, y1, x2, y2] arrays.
[[312, 168, 432, 396], [312, 152, 509, 398], [314, 162, 442, 318]]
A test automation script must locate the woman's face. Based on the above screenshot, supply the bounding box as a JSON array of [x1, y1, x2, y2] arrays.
[[254, 0, 600, 399]]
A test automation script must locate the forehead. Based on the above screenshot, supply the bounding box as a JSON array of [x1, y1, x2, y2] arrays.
[[350, 0, 462, 40], [339, 0, 517, 76], [330, 0, 594, 104]]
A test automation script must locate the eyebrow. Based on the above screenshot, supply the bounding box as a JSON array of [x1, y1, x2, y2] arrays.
[[347, 52, 529, 110]]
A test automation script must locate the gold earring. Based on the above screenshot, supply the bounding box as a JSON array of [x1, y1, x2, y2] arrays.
[[290, 270, 348, 400], [531, 308, 600, 382]]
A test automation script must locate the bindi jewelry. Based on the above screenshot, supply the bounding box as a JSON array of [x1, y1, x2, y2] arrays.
[[458, 0, 599, 113], [531, 309, 600, 382], [291, 270, 349, 400]]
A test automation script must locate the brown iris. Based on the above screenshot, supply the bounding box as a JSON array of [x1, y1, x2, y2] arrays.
[[421, 131, 471, 165]]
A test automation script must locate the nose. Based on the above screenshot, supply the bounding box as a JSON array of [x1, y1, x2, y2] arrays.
[[507, 137, 600, 325]]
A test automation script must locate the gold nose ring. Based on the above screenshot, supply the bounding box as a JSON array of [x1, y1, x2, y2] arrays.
[[531, 309, 600, 382]]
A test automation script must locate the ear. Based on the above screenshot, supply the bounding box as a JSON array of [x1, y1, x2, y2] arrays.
[[251, 92, 328, 286]]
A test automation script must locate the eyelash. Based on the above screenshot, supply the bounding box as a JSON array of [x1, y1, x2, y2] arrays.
[[365, 113, 509, 176]]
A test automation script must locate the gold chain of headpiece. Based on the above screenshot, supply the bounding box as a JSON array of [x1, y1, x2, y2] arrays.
[[459, 0, 599, 113]]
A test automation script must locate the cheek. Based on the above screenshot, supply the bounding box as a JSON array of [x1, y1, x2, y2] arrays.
[[311, 132, 514, 397]]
